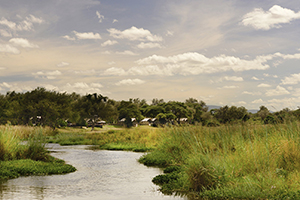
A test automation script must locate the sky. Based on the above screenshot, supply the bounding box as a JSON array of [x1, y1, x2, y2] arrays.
[[0, 0, 300, 111]]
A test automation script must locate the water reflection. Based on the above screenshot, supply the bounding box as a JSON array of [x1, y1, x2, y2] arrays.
[[0, 144, 186, 200]]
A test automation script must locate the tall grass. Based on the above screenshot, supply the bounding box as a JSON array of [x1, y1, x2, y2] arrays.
[[139, 122, 300, 199], [0, 125, 52, 161], [49, 126, 162, 152], [0, 125, 76, 180]]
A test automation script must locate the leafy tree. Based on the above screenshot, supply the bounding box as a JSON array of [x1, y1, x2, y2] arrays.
[[257, 106, 269, 121], [156, 112, 176, 125], [185, 98, 208, 124], [151, 98, 165, 105], [118, 100, 143, 128], [77, 93, 109, 130], [164, 101, 192, 124], [214, 105, 249, 124], [144, 105, 166, 118]]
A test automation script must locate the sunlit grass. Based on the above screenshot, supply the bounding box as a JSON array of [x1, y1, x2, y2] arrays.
[[0, 125, 76, 180], [139, 122, 300, 199]]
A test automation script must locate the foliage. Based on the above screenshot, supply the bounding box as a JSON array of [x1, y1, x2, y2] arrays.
[[139, 123, 300, 199], [0, 87, 299, 128], [0, 125, 76, 180]]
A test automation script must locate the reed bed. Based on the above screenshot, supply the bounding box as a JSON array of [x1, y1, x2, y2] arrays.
[[0, 125, 76, 180], [139, 122, 300, 199]]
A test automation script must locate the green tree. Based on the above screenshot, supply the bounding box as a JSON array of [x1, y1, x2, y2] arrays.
[[78, 93, 109, 130], [118, 100, 143, 128]]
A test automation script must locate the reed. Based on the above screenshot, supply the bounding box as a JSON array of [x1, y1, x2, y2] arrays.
[[0, 125, 76, 180], [140, 122, 300, 199]]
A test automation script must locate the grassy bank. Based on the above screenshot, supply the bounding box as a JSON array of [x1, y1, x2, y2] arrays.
[[0, 125, 76, 181], [139, 122, 300, 199], [48, 126, 162, 152]]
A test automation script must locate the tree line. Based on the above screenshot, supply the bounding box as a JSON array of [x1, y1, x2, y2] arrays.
[[0, 87, 299, 129]]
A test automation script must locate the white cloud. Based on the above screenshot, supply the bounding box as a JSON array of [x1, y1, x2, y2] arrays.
[[108, 26, 163, 42], [102, 52, 300, 77], [258, 83, 271, 88], [63, 35, 76, 41], [103, 67, 126, 76], [137, 42, 162, 49], [26, 15, 44, 24], [116, 50, 138, 56], [243, 91, 262, 95], [0, 44, 20, 54], [219, 85, 239, 89], [101, 40, 118, 47], [263, 73, 278, 78], [242, 5, 300, 30], [73, 69, 96, 74], [236, 101, 246, 105], [134, 52, 271, 76], [265, 85, 290, 96], [0, 29, 12, 37], [212, 76, 244, 83], [73, 31, 101, 40], [166, 30, 174, 36], [115, 79, 145, 86], [108, 61, 116, 65], [0, 82, 32, 92], [96, 11, 104, 23], [252, 99, 264, 104], [90, 83, 103, 88], [0, 15, 44, 31], [112, 19, 118, 23], [0, 18, 17, 30], [33, 70, 62, 79], [57, 62, 69, 67], [9, 38, 38, 48], [60, 82, 103, 95], [252, 76, 260, 80], [281, 73, 300, 85], [223, 76, 243, 82], [0, 82, 12, 88]]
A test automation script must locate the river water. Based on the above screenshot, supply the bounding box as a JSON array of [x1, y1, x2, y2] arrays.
[[0, 144, 186, 200]]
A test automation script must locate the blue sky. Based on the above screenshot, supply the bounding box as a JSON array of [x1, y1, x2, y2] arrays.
[[1, 0, 300, 110]]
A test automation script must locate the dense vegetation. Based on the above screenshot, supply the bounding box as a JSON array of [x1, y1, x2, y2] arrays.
[[3, 87, 300, 199], [0, 87, 299, 129], [0, 125, 76, 181], [139, 123, 300, 199]]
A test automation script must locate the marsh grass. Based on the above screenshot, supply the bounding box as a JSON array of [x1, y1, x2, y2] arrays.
[[49, 126, 162, 151], [139, 122, 300, 199], [0, 125, 76, 180]]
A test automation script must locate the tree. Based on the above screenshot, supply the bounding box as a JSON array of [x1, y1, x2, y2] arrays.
[[257, 106, 269, 121], [78, 93, 109, 130], [118, 100, 143, 128], [151, 98, 164, 105], [185, 98, 208, 124], [164, 101, 192, 124]]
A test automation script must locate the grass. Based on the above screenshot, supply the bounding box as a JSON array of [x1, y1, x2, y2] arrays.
[[48, 125, 162, 152], [7, 122, 300, 199], [138, 122, 300, 199], [0, 125, 76, 181]]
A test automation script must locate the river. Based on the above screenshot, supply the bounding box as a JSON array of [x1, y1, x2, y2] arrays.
[[0, 144, 186, 200]]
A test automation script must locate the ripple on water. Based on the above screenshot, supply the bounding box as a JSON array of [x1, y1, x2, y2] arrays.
[[0, 144, 187, 200]]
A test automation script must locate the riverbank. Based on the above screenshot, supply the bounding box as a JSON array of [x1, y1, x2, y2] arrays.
[[0, 125, 76, 181], [47, 125, 162, 152], [4, 123, 300, 199], [139, 122, 300, 199]]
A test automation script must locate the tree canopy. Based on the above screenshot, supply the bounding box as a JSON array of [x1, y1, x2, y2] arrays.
[[0, 87, 297, 128]]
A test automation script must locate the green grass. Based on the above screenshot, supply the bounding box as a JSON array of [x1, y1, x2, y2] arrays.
[[139, 122, 300, 199], [0, 125, 76, 181], [49, 126, 161, 151], [0, 158, 76, 181]]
